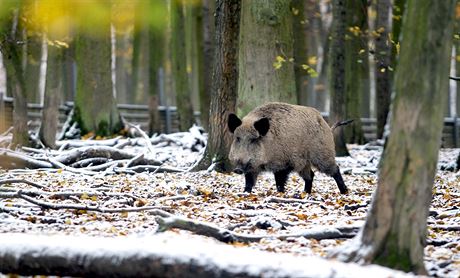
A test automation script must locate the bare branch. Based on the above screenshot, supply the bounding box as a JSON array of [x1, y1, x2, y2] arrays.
[[0, 178, 48, 189]]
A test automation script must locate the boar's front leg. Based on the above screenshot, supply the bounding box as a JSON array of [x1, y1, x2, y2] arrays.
[[274, 168, 292, 192], [244, 172, 258, 193]]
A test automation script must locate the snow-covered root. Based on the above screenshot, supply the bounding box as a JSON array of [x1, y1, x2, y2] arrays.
[[0, 233, 418, 278], [155, 214, 360, 243]]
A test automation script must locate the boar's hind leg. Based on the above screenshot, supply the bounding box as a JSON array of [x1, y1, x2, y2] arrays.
[[330, 166, 348, 194], [274, 168, 292, 192], [244, 172, 258, 193], [299, 168, 314, 193]]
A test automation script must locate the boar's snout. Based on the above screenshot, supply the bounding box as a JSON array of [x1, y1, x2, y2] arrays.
[[233, 160, 252, 174], [233, 168, 244, 175]]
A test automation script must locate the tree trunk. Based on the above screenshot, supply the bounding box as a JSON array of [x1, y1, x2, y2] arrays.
[[147, 1, 167, 136], [62, 44, 76, 102], [315, 27, 330, 112], [332, 0, 455, 274], [329, 0, 349, 156], [344, 0, 368, 144], [0, 7, 29, 147], [292, 0, 309, 106], [237, 0, 297, 116], [455, 2, 460, 117], [171, 0, 195, 131], [74, 22, 122, 137], [39, 42, 63, 149], [375, 0, 392, 139], [192, 0, 241, 172], [200, 0, 214, 130]]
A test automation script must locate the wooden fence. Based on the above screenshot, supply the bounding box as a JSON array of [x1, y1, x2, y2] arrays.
[[1, 95, 459, 148]]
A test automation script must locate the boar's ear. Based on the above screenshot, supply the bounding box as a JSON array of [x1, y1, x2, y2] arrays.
[[254, 117, 270, 136], [228, 113, 242, 133]]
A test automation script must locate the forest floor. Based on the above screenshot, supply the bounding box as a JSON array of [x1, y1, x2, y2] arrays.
[[0, 130, 459, 277]]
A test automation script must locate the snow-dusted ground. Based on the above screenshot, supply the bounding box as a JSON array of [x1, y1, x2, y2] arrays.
[[0, 135, 459, 277]]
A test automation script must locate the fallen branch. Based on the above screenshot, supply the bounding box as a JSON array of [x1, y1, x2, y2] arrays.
[[155, 215, 360, 244], [0, 179, 48, 189], [0, 149, 53, 169], [264, 196, 321, 205], [126, 123, 156, 156]]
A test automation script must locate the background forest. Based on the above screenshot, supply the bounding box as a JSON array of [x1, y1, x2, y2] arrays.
[[0, 0, 459, 277]]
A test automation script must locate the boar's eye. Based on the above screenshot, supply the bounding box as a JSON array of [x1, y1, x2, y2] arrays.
[[236, 137, 241, 143]]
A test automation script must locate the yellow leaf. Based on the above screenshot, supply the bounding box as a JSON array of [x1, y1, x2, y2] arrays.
[[120, 211, 129, 218], [81, 193, 90, 200], [395, 42, 400, 55], [380, 67, 386, 73], [358, 49, 365, 54], [308, 56, 317, 65], [57, 169, 63, 174], [276, 55, 286, 63], [65, 218, 72, 225], [301, 64, 309, 70], [291, 7, 299, 15], [288, 57, 294, 62], [90, 195, 98, 201], [273, 61, 282, 70], [456, 55, 460, 62]]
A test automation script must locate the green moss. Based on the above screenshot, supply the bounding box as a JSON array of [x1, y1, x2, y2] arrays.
[[374, 234, 413, 272], [72, 106, 89, 135], [96, 120, 109, 137]]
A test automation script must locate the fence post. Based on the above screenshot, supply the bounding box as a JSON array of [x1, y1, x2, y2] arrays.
[[158, 68, 171, 134]]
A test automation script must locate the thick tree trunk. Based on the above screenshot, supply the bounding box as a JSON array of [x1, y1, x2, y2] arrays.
[[375, 0, 391, 139], [74, 22, 122, 137], [0, 7, 29, 147], [332, 0, 455, 274], [237, 0, 296, 116], [192, 0, 241, 172], [39, 42, 63, 149], [171, 0, 195, 131], [329, 0, 349, 156], [344, 0, 368, 144]]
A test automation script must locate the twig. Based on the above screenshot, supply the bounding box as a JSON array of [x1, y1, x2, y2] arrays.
[[13, 191, 171, 213], [0, 126, 13, 137], [48, 157, 98, 176], [127, 123, 156, 156], [264, 196, 321, 205], [449, 76, 460, 81], [0, 179, 48, 189], [155, 215, 360, 243]]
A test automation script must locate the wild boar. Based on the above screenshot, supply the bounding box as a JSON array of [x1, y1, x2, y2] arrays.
[[227, 102, 350, 194]]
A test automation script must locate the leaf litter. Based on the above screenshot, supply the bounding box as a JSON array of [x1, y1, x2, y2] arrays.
[[0, 133, 459, 277]]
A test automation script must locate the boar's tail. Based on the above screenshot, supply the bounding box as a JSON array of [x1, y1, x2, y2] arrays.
[[331, 119, 354, 130]]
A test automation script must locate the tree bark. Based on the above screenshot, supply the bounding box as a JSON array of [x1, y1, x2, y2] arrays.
[[192, 0, 241, 172], [171, 0, 195, 131], [332, 0, 455, 274], [39, 42, 63, 149], [237, 0, 297, 116], [292, 0, 309, 106], [0, 6, 29, 147], [74, 19, 122, 137], [200, 0, 214, 130], [329, 0, 349, 156], [344, 0, 368, 144], [375, 0, 392, 139]]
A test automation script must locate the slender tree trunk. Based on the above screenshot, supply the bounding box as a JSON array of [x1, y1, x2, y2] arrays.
[[332, 0, 455, 274], [146, 1, 167, 136], [292, 0, 309, 106], [74, 23, 122, 137], [455, 2, 460, 117], [237, 0, 296, 116], [315, 27, 330, 112], [171, 0, 195, 131], [200, 0, 214, 130], [192, 0, 241, 172], [375, 0, 391, 138], [329, 0, 349, 156], [39, 42, 63, 149], [24, 32, 42, 104], [0, 7, 29, 147], [62, 44, 76, 103], [344, 0, 367, 144]]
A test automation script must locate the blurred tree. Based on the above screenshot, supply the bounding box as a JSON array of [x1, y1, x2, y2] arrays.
[[329, 0, 349, 156], [455, 2, 460, 117], [73, 7, 122, 137], [171, 0, 195, 131], [199, 0, 215, 130], [292, 0, 309, 106], [343, 0, 368, 144], [332, 0, 455, 274], [192, 0, 241, 172], [375, 0, 391, 139], [0, 4, 30, 146], [39, 41, 64, 148], [237, 0, 297, 116]]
